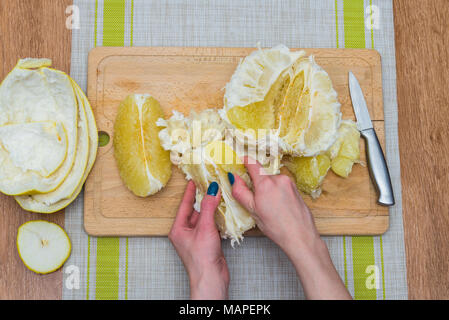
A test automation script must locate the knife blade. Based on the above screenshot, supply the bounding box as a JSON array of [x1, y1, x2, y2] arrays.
[[349, 72, 373, 131], [348, 71, 395, 206]]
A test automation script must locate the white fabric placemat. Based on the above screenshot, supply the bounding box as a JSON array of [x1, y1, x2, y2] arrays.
[[63, 0, 407, 300]]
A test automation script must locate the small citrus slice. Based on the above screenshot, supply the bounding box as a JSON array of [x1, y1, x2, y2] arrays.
[[17, 220, 71, 274]]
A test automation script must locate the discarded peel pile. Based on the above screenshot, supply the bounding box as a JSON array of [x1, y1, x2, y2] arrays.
[[0, 59, 98, 213]]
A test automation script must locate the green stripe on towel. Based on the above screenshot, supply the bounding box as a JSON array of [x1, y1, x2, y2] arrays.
[[343, 0, 365, 49], [103, 0, 126, 46], [96, 238, 121, 299], [351, 237, 376, 299], [343, 0, 377, 300], [95, 0, 127, 300]]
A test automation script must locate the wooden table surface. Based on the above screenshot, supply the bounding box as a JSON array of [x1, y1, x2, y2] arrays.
[[0, 0, 448, 299]]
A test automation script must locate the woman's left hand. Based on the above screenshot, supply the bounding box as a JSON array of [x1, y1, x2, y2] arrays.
[[169, 181, 229, 300]]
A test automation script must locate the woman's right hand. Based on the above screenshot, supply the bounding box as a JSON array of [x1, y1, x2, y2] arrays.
[[229, 157, 321, 254], [229, 157, 352, 300]]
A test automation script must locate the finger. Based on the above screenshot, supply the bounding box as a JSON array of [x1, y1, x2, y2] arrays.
[[172, 180, 196, 228], [189, 210, 200, 227], [242, 156, 267, 188], [197, 183, 222, 230], [231, 173, 256, 214]]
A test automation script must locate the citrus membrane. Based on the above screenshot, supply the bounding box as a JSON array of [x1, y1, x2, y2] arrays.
[[15, 79, 94, 212], [0, 60, 78, 195], [158, 110, 255, 245], [222, 46, 341, 158]]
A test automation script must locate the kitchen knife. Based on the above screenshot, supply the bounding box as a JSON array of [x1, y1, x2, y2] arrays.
[[349, 71, 395, 206]]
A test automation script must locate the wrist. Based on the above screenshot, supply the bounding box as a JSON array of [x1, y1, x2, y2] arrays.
[[284, 234, 338, 283], [190, 272, 229, 300], [279, 227, 323, 259], [283, 236, 351, 299]]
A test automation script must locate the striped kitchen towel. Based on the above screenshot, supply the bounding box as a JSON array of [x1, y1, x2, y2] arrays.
[[63, 0, 407, 300]]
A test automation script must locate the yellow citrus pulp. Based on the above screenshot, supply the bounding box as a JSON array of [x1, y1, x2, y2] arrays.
[[113, 94, 171, 197]]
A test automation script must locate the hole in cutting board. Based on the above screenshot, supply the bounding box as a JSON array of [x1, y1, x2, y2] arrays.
[[98, 131, 110, 147]]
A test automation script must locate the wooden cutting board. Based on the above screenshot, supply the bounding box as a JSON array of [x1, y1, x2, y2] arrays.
[[84, 47, 388, 237]]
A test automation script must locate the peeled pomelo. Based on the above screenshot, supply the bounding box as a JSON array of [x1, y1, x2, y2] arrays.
[[220, 45, 303, 145], [222, 46, 341, 158], [278, 56, 341, 156], [114, 94, 171, 197]]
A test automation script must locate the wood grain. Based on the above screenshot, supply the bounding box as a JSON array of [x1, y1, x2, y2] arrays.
[[85, 47, 388, 237], [394, 0, 449, 299], [0, 0, 72, 300]]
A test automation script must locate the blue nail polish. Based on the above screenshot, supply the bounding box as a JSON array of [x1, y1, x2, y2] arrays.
[[207, 182, 219, 196], [227, 172, 235, 186]]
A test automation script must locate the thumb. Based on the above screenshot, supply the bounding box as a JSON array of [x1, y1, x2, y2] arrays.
[[228, 172, 256, 214], [197, 182, 221, 230]]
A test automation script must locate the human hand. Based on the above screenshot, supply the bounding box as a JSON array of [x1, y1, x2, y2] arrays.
[[169, 181, 229, 300], [229, 157, 351, 300], [229, 157, 321, 255]]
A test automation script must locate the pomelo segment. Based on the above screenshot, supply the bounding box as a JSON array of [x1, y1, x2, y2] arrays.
[[284, 120, 361, 198], [327, 120, 361, 178], [114, 94, 171, 197], [284, 154, 331, 198]]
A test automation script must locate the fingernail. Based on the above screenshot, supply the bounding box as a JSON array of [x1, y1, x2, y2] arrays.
[[207, 182, 219, 196], [227, 172, 235, 186]]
